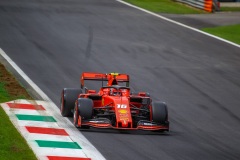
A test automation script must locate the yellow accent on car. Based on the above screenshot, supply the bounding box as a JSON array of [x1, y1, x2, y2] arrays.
[[102, 98, 104, 105], [118, 110, 127, 114], [110, 73, 119, 76]]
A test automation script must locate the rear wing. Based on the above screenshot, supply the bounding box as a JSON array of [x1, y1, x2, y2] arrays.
[[80, 72, 130, 88]]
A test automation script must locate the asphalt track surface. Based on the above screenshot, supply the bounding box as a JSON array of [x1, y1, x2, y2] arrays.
[[1, 0, 240, 160]]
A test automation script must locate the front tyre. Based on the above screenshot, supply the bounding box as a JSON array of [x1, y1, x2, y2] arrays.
[[151, 102, 168, 124], [75, 98, 93, 129]]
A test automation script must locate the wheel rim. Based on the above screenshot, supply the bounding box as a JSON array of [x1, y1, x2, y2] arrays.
[[60, 97, 63, 114], [74, 106, 78, 127]]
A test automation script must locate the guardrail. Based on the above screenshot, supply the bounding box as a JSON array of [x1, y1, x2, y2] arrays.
[[176, 0, 219, 12]]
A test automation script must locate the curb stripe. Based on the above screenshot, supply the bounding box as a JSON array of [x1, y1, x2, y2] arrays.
[[36, 140, 82, 149], [7, 103, 45, 110], [47, 156, 91, 160], [26, 126, 69, 136], [16, 114, 56, 122]]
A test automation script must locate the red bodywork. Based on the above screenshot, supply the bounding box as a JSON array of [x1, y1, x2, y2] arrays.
[[75, 72, 169, 131]]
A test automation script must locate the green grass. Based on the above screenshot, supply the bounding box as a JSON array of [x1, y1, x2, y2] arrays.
[[0, 108, 37, 160], [124, 0, 207, 14], [202, 24, 240, 45], [0, 83, 11, 103], [0, 82, 30, 103], [0, 70, 36, 159], [220, 7, 240, 12]]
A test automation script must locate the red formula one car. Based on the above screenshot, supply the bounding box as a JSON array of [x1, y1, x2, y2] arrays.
[[60, 72, 169, 132]]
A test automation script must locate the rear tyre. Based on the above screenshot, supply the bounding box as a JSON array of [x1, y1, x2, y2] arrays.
[[151, 102, 168, 124], [76, 98, 93, 129], [60, 88, 82, 117]]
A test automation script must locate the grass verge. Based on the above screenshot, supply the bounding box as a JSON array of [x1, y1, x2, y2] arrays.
[[220, 7, 240, 12], [0, 63, 36, 160], [124, 0, 207, 14], [202, 24, 240, 45], [123, 0, 240, 14]]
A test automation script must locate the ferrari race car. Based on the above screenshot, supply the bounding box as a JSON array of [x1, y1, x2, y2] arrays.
[[60, 72, 169, 132]]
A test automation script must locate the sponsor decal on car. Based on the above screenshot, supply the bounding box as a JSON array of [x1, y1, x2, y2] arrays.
[[118, 109, 128, 114]]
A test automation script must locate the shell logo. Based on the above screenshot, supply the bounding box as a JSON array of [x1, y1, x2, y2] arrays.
[[118, 109, 127, 114]]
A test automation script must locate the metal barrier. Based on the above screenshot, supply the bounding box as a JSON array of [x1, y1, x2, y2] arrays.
[[176, 0, 216, 12]]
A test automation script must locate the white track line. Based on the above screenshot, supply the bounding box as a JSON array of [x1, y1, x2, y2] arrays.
[[0, 48, 106, 160], [117, 0, 240, 48]]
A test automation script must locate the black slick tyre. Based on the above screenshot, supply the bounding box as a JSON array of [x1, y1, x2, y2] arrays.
[[77, 98, 93, 119], [77, 98, 93, 129], [151, 102, 168, 124]]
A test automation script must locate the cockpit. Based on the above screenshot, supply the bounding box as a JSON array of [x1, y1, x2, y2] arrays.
[[101, 85, 130, 97]]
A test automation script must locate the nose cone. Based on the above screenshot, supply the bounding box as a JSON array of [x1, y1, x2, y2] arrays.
[[117, 109, 131, 128], [121, 119, 129, 128], [114, 97, 132, 128]]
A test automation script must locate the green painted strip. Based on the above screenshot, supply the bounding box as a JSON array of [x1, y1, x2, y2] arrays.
[[35, 140, 82, 149], [16, 114, 56, 122]]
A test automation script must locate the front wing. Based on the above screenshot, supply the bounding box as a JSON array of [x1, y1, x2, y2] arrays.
[[80, 118, 169, 131]]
